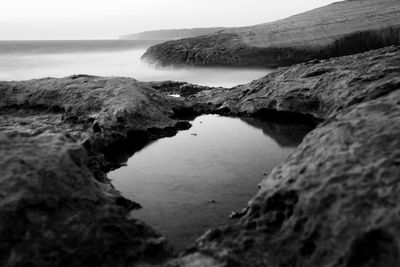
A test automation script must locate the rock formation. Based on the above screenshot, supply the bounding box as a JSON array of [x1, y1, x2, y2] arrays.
[[0, 75, 195, 266], [142, 0, 400, 68], [0, 45, 399, 267], [0, 131, 172, 266], [191, 46, 400, 120], [166, 45, 400, 267]]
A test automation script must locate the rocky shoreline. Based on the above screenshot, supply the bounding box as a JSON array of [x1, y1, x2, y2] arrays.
[[142, 0, 400, 68], [0, 45, 399, 266], [169, 45, 400, 267], [0, 76, 195, 266]]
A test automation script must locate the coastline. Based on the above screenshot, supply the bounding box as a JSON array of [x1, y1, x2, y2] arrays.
[[142, 0, 400, 68], [1, 45, 399, 266]]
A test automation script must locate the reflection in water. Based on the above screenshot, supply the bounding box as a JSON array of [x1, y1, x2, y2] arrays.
[[103, 130, 154, 166], [108, 115, 314, 251], [0, 40, 270, 87], [240, 117, 316, 147]]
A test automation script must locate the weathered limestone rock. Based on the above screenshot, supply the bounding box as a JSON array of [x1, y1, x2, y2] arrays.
[[166, 46, 400, 266], [0, 131, 173, 266], [0, 75, 196, 266], [193, 46, 400, 120], [0, 75, 196, 177], [170, 91, 400, 266], [0, 75, 190, 144], [1, 44, 400, 267], [146, 81, 216, 97]]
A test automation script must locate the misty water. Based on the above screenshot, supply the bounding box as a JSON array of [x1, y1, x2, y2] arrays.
[[0, 40, 270, 87], [108, 115, 314, 251]]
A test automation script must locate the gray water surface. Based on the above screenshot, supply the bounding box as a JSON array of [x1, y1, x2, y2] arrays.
[[108, 115, 314, 251], [0, 40, 270, 87]]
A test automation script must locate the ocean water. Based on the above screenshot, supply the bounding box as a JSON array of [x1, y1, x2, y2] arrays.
[[0, 40, 271, 87], [109, 115, 315, 251]]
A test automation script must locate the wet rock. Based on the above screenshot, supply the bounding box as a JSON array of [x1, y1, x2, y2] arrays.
[[2, 44, 400, 267], [167, 47, 400, 266], [0, 75, 195, 175], [0, 131, 173, 266], [0, 75, 195, 266], [229, 207, 249, 219], [193, 46, 400, 120], [177, 90, 400, 267], [147, 80, 218, 97]]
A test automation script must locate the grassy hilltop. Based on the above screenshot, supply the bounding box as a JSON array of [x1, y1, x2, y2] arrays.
[[142, 0, 400, 67]]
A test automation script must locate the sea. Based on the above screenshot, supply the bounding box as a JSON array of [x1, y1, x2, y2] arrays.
[[0, 39, 271, 87]]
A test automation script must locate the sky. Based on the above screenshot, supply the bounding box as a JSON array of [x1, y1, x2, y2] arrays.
[[0, 0, 341, 40]]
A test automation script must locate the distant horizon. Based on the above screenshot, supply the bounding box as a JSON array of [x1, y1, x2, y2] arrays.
[[1, 0, 342, 41], [0, 39, 132, 42]]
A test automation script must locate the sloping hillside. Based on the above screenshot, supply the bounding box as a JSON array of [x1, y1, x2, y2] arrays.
[[142, 0, 400, 67], [120, 27, 225, 40]]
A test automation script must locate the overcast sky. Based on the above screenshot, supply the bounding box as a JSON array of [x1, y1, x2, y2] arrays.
[[0, 0, 341, 40]]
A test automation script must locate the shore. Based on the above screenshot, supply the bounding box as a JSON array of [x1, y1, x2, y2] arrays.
[[0, 45, 399, 266], [142, 0, 400, 68]]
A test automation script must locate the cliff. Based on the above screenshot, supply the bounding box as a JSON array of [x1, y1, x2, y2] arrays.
[[142, 0, 400, 67]]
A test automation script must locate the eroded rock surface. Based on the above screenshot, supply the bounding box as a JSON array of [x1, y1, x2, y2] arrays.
[[193, 46, 400, 120], [0, 75, 191, 144], [0, 131, 172, 266], [166, 46, 400, 266], [147, 81, 217, 97], [1, 45, 400, 267], [0, 75, 198, 266]]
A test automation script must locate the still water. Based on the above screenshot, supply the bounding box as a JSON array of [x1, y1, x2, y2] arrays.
[[0, 40, 270, 87], [108, 115, 314, 251]]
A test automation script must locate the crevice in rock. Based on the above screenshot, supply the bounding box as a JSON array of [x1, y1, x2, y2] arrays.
[[301, 68, 333, 78]]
